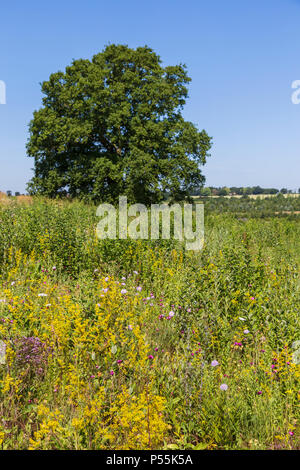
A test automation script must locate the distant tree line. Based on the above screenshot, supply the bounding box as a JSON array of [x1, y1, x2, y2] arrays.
[[5, 187, 299, 199], [191, 186, 300, 197], [6, 191, 22, 197]]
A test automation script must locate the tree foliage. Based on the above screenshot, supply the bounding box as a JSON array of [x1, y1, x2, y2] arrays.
[[27, 44, 212, 204]]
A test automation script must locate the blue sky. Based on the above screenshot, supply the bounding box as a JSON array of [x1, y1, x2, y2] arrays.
[[0, 0, 300, 193]]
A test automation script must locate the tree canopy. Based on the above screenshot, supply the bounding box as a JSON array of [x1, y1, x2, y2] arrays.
[[27, 44, 212, 204]]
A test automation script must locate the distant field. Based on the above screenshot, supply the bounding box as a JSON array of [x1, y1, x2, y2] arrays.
[[0, 192, 33, 205], [195, 194, 300, 217]]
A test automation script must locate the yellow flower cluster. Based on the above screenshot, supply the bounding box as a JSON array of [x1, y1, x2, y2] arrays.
[[0, 250, 168, 449]]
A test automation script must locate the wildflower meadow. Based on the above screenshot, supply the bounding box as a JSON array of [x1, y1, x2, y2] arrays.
[[0, 196, 299, 450]]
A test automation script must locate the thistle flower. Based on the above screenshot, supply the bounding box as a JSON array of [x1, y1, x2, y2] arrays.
[[220, 383, 228, 391], [166, 310, 175, 319]]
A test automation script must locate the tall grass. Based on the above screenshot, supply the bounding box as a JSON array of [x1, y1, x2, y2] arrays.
[[0, 198, 299, 449]]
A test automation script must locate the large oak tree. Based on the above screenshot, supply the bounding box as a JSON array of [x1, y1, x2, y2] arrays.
[[27, 44, 212, 204]]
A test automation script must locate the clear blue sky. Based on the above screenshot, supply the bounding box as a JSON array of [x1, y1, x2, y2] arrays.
[[1, 0, 300, 193]]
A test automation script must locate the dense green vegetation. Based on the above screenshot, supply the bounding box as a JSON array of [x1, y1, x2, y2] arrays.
[[26, 44, 212, 204], [0, 197, 299, 449]]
